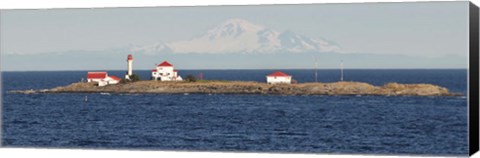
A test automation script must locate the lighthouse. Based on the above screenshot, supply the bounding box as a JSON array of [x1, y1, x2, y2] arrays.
[[125, 54, 133, 80]]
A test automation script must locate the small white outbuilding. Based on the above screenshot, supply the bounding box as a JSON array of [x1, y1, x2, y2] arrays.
[[266, 71, 292, 84]]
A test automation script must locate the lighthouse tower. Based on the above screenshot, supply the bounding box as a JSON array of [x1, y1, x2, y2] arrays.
[[125, 54, 133, 80]]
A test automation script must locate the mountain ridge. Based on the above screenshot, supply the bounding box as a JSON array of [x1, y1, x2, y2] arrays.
[[131, 18, 340, 54]]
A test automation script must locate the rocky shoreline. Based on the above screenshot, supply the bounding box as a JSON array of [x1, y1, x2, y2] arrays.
[[9, 80, 460, 96]]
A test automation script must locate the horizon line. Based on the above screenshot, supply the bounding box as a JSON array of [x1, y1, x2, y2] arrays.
[[1, 68, 468, 72]]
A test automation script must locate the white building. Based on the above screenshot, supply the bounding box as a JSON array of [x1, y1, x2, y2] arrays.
[[151, 61, 183, 81], [87, 72, 121, 86], [266, 71, 292, 84], [125, 54, 133, 80], [106, 76, 121, 84]]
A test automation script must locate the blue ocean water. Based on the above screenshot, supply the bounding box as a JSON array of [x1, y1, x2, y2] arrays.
[[1, 69, 468, 155]]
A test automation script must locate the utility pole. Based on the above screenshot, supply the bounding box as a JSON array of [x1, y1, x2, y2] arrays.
[[315, 58, 318, 82], [340, 60, 344, 81]]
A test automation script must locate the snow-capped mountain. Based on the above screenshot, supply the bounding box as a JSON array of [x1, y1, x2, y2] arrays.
[[132, 19, 340, 54]]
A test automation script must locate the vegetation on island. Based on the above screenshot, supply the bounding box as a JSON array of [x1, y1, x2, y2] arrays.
[[121, 74, 141, 83], [185, 74, 197, 82], [129, 74, 141, 82]]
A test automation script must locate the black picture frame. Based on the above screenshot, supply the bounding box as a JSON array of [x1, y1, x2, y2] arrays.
[[469, 2, 479, 156]]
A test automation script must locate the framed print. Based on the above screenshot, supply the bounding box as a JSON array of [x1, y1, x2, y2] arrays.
[[1, 1, 479, 157]]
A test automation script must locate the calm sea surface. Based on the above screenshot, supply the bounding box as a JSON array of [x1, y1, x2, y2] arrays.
[[1, 69, 468, 155]]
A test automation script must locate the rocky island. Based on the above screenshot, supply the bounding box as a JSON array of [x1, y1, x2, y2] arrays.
[[10, 80, 459, 96], [8, 54, 457, 96]]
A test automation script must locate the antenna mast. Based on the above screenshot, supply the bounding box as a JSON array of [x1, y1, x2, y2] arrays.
[[315, 58, 318, 82], [340, 60, 344, 81]]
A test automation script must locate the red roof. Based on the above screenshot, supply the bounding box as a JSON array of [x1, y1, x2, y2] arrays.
[[87, 72, 107, 79], [157, 61, 173, 67], [109, 76, 121, 81], [152, 69, 157, 72], [127, 54, 133, 60], [267, 71, 290, 77], [173, 70, 178, 72]]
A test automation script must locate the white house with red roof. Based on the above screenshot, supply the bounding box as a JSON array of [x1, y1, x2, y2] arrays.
[[151, 61, 183, 81], [266, 71, 292, 84], [87, 72, 121, 86]]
